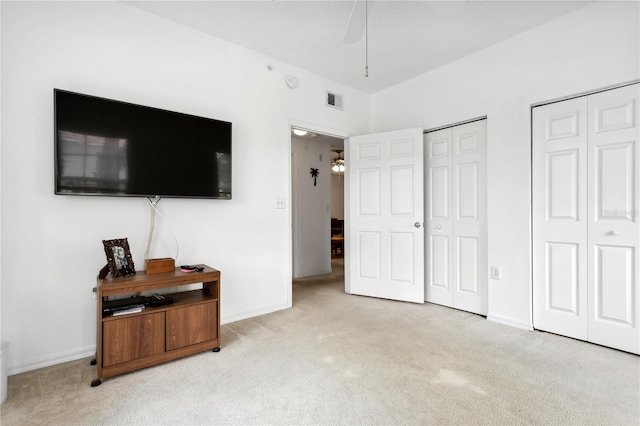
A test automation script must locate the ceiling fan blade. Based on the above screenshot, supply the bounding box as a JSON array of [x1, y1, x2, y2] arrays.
[[343, 0, 366, 44]]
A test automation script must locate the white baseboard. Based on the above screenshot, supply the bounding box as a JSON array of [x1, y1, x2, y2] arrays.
[[487, 314, 533, 331], [293, 268, 332, 279], [221, 302, 289, 325], [8, 304, 291, 375], [8, 345, 96, 376]]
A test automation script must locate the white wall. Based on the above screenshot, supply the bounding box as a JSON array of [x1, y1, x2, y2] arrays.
[[330, 173, 345, 220], [291, 136, 331, 278], [3, 0, 637, 375], [0, 1, 370, 373], [0, 2, 3, 352], [371, 2, 640, 329]]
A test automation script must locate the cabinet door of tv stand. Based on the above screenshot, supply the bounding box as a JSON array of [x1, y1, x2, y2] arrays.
[[102, 312, 165, 367], [95, 266, 220, 385], [166, 302, 217, 351]]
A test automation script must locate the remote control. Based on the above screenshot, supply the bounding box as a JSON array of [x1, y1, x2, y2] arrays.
[[150, 293, 174, 307], [180, 265, 204, 272]]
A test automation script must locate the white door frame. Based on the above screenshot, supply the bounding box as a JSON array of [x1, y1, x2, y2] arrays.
[[287, 119, 350, 306]]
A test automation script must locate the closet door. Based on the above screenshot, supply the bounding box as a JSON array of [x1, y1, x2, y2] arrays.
[[586, 85, 639, 354], [425, 120, 487, 315], [451, 121, 487, 314], [425, 128, 453, 307], [532, 98, 589, 340], [533, 83, 639, 354]]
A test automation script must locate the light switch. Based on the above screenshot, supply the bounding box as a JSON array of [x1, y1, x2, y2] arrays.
[[490, 266, 501, 280]]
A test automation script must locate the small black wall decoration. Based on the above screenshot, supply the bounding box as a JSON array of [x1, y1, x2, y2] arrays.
[[310, 168, 319, 186]]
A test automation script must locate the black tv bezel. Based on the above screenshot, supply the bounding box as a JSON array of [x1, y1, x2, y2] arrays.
[[53, 89, 232, 200]]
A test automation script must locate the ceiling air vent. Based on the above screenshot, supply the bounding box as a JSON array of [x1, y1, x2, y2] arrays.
[[326, 91, 344, 111]]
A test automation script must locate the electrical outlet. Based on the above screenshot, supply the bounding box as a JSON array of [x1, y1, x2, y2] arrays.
[[276, 197, 286, 209], [490, 266, 501, 280]]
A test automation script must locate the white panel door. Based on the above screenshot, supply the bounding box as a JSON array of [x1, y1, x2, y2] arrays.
[[452, 121, 487, 314], [587, 85, 639, 354], [425, 128, 453, 307], [347, 127, 424, 303], [533, 98, 589, 340], [425, 120, 487, 315], [533, 83, 639, 354]]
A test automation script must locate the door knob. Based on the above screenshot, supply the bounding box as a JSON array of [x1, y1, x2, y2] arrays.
[[609, 230, 618, 236], [414, 222, 422, 228], [436, 225, 442, 229]]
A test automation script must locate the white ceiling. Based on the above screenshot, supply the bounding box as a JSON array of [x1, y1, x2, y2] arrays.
[[292, 129, 346, 148], [124, 1, 590, 94]]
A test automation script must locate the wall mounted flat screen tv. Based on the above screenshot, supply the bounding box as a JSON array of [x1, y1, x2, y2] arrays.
[[54, 89, 232, 199]]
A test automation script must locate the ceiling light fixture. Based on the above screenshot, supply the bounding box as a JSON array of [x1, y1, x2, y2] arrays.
[[332, 150, 345, 173], [332, 151, 345, 186], [293, 129, 308, 136]]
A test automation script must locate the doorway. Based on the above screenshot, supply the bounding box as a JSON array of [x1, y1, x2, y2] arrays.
[[330, 147, 345, 259], [290, 125, 346, 280]]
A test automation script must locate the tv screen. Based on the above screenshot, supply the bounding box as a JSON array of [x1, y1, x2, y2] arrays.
[[54, 89, 232, 199]]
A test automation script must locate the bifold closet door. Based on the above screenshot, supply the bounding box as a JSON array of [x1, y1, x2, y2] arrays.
[[533, 83, 639, 354], [425, 120, 487, 315], [586, 86, 639, 354], [532, 97, 589, 341]]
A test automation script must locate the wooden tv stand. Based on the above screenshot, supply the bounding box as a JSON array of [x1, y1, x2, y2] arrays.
[[93, 265, 220, 386]]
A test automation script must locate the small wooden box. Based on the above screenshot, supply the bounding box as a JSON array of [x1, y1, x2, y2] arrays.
[[146, 258, 175, 275]]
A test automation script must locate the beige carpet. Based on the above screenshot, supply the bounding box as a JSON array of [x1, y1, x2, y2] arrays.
[[2, 259, 639, 425]]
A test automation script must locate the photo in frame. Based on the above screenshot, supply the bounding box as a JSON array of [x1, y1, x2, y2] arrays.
[[102, 238, 136, 279]]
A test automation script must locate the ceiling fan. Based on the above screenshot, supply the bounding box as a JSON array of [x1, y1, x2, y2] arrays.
[[343, 0, 372, 77], [343, 0, 371, 44], [342, 1, 468, 77], [332, 150, 345, 173]]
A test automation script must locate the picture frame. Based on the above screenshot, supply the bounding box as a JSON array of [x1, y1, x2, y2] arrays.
[[102, 238, 136, 279]]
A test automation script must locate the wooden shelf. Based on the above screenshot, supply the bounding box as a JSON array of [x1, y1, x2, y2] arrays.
[[98, 266, 219, 297], [101, 289, 218, 321], [93, 265, 221, 386]]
